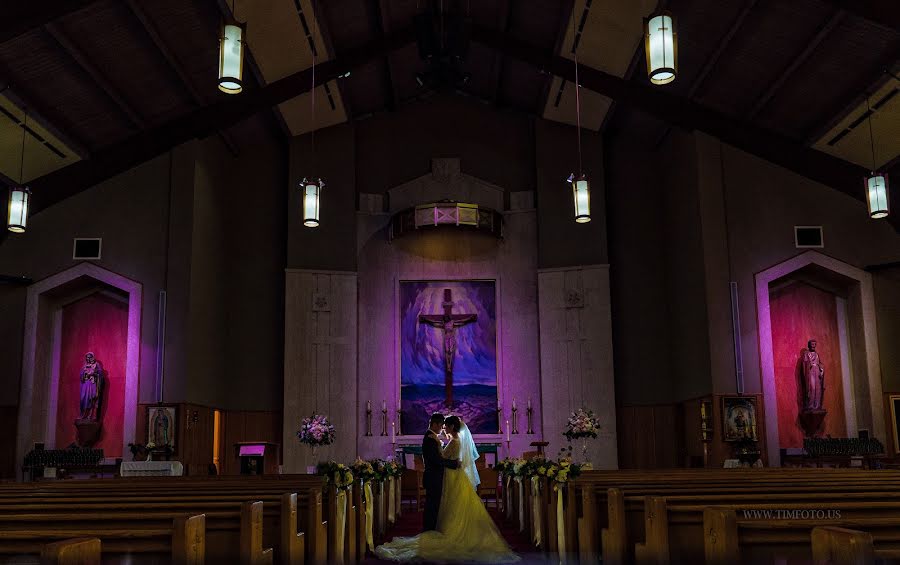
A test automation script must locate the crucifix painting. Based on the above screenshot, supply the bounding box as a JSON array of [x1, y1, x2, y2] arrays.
[[400, 281, 497, 434]]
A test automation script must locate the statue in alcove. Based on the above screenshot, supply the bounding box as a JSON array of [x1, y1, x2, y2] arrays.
[[801, 339, 825, 411], [798, 339, 827, 438], [79, 352, 104, 421]]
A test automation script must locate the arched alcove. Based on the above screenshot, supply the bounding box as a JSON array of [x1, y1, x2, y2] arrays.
[[16, 263, 142, 471], [756, 251, 884, 465]]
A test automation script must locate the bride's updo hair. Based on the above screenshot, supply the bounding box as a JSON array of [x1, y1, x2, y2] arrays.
[[444, 415, 462, 434]]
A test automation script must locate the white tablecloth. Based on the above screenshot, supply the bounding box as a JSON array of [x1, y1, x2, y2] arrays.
[[120, 461, 184, 477]]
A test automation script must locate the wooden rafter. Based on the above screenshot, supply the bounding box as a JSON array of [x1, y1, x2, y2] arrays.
[[489, 0, 512, 105], [1, 1, 98, 45], [124, 0, 240, 155], [22, 25, 416, 216], [746, 10, 845, 120], [44, 22, 145, 130], [688, 0, 759, 100], [470, 24, 900, 232]]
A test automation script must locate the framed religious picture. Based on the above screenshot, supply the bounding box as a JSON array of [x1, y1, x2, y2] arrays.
[[147, 405, 176, 449], [399, 280, 498, 435], [722, 396, 758, 442], [889, 395, 900, 453]]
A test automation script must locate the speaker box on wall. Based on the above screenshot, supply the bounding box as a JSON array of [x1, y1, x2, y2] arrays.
[[794, 226, 823, 248], [73, 238, 102, 260]]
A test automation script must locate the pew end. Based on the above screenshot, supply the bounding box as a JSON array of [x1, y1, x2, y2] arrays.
[[703, 507, 739, 565], [40, 537, 101, 565], [811, 526, 874, 565], [173, 513, 206, 565], [241, 501, 274, 565]]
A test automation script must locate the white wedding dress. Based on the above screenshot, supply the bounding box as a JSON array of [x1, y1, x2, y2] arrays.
[[375, 424, 519, 563]]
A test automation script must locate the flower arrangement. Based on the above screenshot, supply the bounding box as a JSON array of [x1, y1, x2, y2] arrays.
[[382, 459, 404, 479], [564, 408, 601, 441], [297, 414, 336, 447], [316, 461, 354, 491], [351, 458, 377, 483]]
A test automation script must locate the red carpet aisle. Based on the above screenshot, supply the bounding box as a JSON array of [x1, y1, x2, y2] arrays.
[[363, 508, 548, 564]]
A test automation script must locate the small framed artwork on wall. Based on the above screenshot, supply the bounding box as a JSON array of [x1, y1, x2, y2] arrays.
[[889, 395, 900, 453], [722, 396, 758, 442], [147, 405, 176, 450]]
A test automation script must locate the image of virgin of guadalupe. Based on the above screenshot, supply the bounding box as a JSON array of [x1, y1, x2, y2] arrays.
[[79, 352, 103, 421]]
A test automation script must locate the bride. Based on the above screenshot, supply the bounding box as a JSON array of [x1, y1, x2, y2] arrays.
[[375, 416, 520, 563]]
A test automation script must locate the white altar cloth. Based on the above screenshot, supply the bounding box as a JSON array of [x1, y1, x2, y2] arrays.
[[120, 461, 184, 477]]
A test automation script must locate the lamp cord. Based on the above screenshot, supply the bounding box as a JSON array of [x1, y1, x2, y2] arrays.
[[18, 109, 26, 184], [866, 96, 876, 172], [572, 13, 582, 175], [310, 0, 316, 168]]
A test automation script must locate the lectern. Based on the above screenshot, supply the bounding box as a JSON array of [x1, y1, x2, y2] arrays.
[[235, 442, 280, 475]]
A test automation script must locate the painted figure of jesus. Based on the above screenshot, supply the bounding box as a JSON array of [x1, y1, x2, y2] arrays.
[[419, 289, 477, 407]]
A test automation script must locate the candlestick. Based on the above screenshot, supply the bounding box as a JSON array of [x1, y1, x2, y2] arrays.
[[365, 400, 373, 436], [381, 407, 388, 437], [397, 407, 403, 436], [391, 421, 396, 445], [526, 403, 534, 435], [511, 404, 519, 435], [512, 398, 517, 410], [527, 398, 531, 410], [506, 420, 510, 443], [496, 406, 503, 435], [382, 399, 386, 411]]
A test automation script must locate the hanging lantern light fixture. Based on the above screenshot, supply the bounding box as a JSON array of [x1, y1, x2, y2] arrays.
[[7, 108, 31, 233], [218, 1, 246, 94], [644, 10, 677, 85], [302, 177, 324, 227], [862, 96, 889, 219], [301, 1, 324, 228], [567, 20, 591, 224]]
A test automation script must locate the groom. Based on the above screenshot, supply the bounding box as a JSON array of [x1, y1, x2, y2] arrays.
[[422, 413, 459, 531]]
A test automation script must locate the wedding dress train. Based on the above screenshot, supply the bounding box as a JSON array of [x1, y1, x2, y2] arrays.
[[375, 426, 519, 563]]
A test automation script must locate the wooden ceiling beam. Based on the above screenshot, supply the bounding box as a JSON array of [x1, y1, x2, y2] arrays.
[[820, 0, 900, 33], [1, 1, 98, 45], [688, 0, 759, 100], [489, 0, 512, 105], [747, 9, 845, 121], [23, 25, 416, 216], [470, 24, 900, 232], [374, 0, 398, 112], [537, 0, 575, 115], [124, 0, 239, 155], [44, 22, 146, 130]]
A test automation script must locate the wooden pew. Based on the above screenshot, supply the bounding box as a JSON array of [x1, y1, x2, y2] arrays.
[[241, 501, 274, 564], [173, 514, 206, 565], [811, 526, 874, 565], [0, 479, 327, 563], [40, 538, 100, 565], [280, 493, 305, 565]]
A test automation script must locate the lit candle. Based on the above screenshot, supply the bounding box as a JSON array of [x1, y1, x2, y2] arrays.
[[506, 421, 510, 442], [391, 421, 396, 444], [527, 398, 532, 410], [512, 398, 517, 410], [367, 400, 371, 412], [382, 399, 386, 411], [700, 402, 707, 419]]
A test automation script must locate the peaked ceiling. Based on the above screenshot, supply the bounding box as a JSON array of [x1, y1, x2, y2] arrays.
[[0, 0, 896, 222]]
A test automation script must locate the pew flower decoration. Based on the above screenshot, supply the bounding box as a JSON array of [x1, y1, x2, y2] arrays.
[[351, 458, 377, 483], [297, 414, 336, 447], [545, 458, 587, 491], [564, 408, 601, 441], [316, 461, 355, 491], [383, 459, 404, 478]]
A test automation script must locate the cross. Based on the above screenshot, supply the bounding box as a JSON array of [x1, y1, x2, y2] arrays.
[[418, 288, 478, 407]]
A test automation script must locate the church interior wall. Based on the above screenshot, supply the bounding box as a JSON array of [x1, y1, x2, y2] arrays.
[[874, 267, 900, 394]]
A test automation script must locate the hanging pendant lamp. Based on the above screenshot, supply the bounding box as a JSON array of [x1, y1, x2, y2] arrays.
[[568, 20, 590, 224], [7, 108, 31, 233], [218, 1, 246, 94], [301, 1, 324, 228], [644, 10, 677, 85], [863, 96, 889, 219]]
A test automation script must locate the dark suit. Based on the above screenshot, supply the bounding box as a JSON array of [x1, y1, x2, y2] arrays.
[[422, 430, 458, 531]]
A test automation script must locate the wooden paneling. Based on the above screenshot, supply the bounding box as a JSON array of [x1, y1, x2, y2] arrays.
[[222, 410, 282, 476], [617, 404, 683, 469], [0, 405, 17, 479]]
